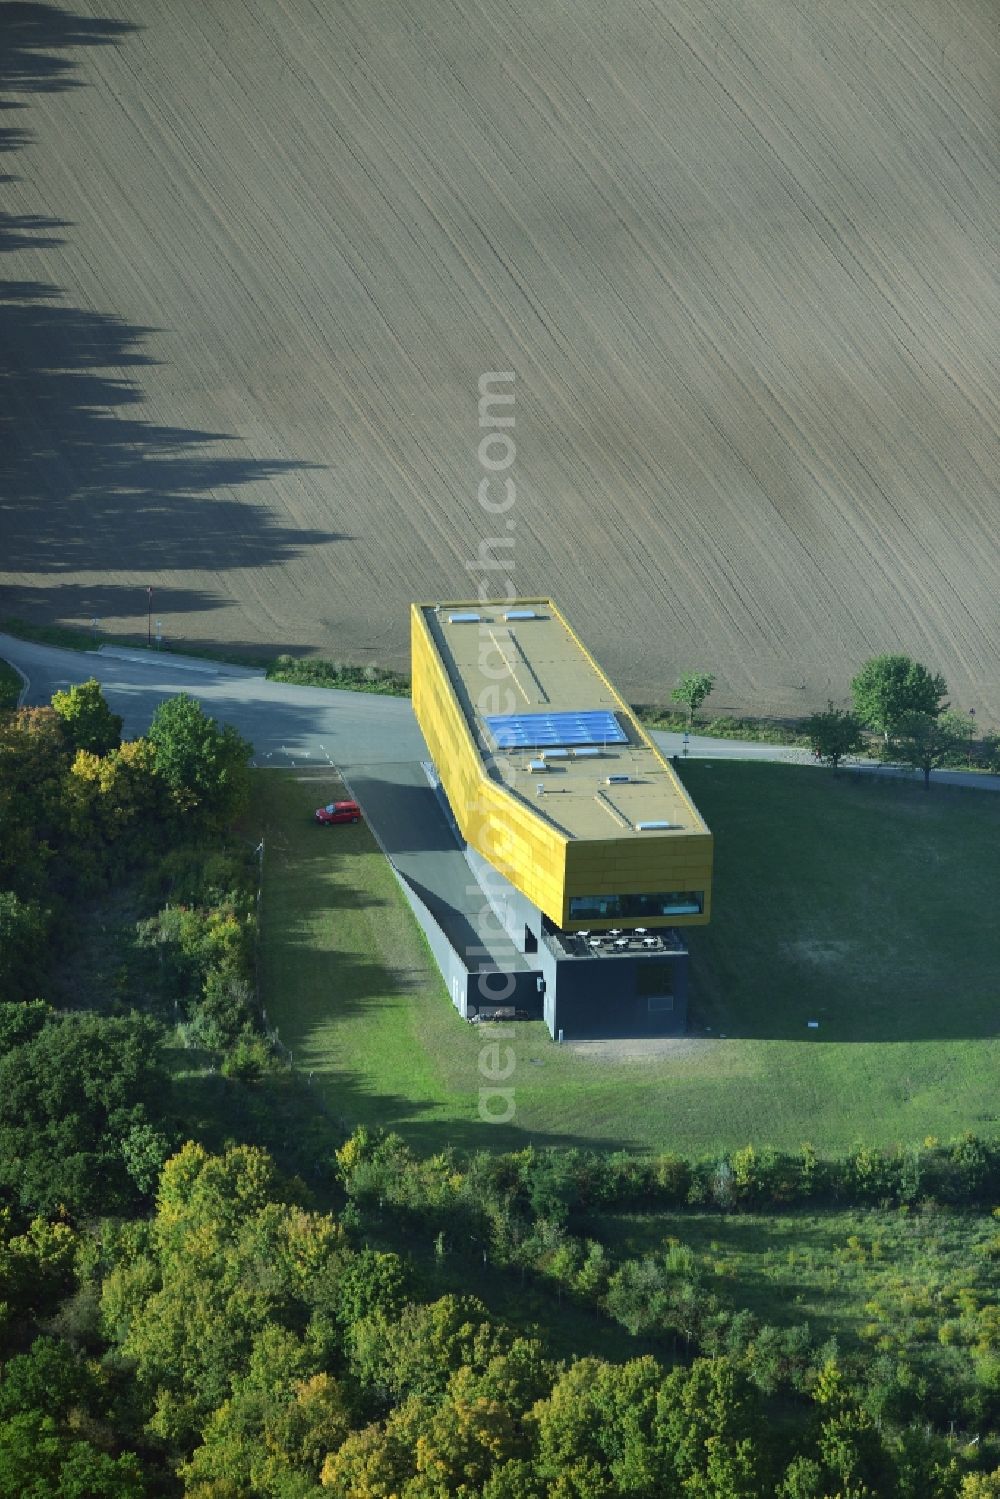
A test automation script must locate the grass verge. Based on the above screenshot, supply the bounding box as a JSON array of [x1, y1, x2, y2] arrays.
[[634, 704, 813, 746], [0, 658, 23, 709]]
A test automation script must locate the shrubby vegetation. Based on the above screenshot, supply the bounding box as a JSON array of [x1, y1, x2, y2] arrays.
[[633, 704, 814, 746], [1, 679, 998, 1493], [266, 654, 411, 696], [0, 684, 261, 1067], [334, 1128, 1000, 1221], [331, 1131, 1000, 1453], [1, 1138, 994, 1496], [0, 617, 410, 697]]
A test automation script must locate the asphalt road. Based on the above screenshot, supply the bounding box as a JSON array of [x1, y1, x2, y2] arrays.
[[3, 634, 997, 793]]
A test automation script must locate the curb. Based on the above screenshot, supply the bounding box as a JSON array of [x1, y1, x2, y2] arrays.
[[0, 656, 30, 708]]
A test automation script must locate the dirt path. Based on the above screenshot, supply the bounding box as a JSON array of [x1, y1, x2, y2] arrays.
[[2, 0, 997, 719]]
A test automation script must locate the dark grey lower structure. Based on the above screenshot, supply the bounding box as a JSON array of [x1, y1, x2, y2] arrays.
[[405, 768, 690, 1040], [359, 759, 690, 1040], [465, 844, 688, 1038], [537, 923, 688, 1040]]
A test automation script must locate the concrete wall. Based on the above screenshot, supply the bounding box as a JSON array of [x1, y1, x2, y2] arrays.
[[464, 845, 541, 953], [466, 841, 688, 1038], [393, 868, 473, 1016], [467, 966, 545, 1018], [394, 867, 544, 1020]]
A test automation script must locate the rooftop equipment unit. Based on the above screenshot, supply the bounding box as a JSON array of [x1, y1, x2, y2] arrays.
[[541, 748, 568, 760], [606, 773, 631, 784], [528, 759, 547, 772], [504, 609, 538, 620], [572, 746, 602, 758], [635, 819, 674, 831], [448, 611, 481, 624]]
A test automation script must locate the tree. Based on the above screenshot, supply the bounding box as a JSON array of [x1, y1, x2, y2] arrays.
[[50, 678, 122, 757], [147, 695, 252, 824], [0, 1011, 168, 1217], [896, 710, 967, 789], [959, 1471, 1000, 1498], [331, 1248, 411, 1330], [976, 734, 1000, 775], [179, 1326, 352, 1495], [804, 703, 865, 772], [347, 1295, 516, 1408], [67, 738, 163, 849], [101, 1144, 343, 1449], [532, 1355, 666, 1494], [0, 891, 47, 1002], [604, 1256, 673, 1337], [654, 1356, 767, 1498], [671, 672, 716, 725], [0, 708, 71, 899], [0, 1218, 79, 1334], [851, 655, 948, 746], [0, 1338, 93, 1422], [0, 1413, 145, 1498]]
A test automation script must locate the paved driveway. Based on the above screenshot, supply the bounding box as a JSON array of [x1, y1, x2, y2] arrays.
[[3, 633, 997, 793]]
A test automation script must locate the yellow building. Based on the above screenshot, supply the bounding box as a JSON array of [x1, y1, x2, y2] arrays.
[[411, 599, 712, 936]]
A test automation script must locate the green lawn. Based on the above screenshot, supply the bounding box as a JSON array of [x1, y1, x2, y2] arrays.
[[259, 765, 999, 1155]]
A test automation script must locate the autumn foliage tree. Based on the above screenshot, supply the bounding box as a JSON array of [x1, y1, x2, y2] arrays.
[[50, 677, 123, 757]]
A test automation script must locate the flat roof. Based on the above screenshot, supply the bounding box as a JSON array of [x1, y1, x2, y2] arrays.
[[416, 599, 710, 844]]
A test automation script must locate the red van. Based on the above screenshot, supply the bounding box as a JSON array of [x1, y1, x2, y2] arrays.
[[315, 800, 362, 826]]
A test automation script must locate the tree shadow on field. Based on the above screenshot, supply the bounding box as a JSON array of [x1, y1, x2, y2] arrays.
[[0, 3, 336, 613], [0, 581, 232, 637]]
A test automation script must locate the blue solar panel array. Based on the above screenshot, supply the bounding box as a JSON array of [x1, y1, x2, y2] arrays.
[[484, 709, 627, 750]]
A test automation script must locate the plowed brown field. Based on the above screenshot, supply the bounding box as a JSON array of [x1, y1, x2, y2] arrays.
[[2, 0, 998, 718]]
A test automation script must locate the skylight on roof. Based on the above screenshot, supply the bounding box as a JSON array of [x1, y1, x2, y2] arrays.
[[484, 710, 627, 750]]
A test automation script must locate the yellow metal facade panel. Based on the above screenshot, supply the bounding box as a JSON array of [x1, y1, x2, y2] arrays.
[[564, 835, 712, 926], [411, 602, 713, 930], [412, 607, 568, 922]]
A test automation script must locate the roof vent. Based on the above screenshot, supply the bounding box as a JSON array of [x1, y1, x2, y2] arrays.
[[447, 611, 481, 624], [606, 773, 631, 784], [635, 819, 674, 831]]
